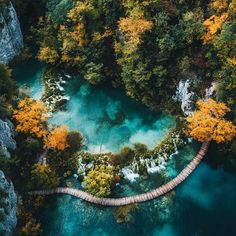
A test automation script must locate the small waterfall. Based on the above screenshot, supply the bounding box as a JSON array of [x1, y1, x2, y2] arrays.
[[205, 82, 216, 100], [122, 132, 184, 180], [146, 157, 165, 174], [0, 2, 23, 64], [173, 80, 194, 115], [121, 167, 140, 182]]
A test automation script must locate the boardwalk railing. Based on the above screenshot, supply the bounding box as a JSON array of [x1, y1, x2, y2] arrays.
[[29, 141, 210, 206]]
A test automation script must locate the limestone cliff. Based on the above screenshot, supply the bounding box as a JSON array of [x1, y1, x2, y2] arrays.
[[0, 119, 16, 159], [0, 1, 23, 64], [0, 171, 17, 236]]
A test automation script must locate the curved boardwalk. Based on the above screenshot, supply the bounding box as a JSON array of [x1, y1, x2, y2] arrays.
[[29, 141, 210, 206]]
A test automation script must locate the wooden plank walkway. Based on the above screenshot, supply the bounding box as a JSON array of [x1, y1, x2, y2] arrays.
[[29, 141, 210, 206]]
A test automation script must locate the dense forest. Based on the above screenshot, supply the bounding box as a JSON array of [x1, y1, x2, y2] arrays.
[[0, 0, 235, 235]]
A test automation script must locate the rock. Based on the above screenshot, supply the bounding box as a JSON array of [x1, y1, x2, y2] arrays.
[[0, 170, 17, 236], [0, 119, 16, 159], [41, 68, 69, 112], [0, 2, 23, 64]]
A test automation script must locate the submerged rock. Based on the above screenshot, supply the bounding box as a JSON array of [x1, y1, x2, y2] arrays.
[[41, 68, 69, 112], [0, 1, 23, 64], [0, 171, 17, 236], [0, 119, 16, 159]]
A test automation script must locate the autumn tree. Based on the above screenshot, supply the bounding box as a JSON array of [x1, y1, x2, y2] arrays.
[[201, 13, 229, 43], [37, 46, 60, 64], [30, 163, 60, 189], [187, 99, 236, 143], [84, 165, 114, 197], [118, 11, 153, 54], [201, 0, 234, 44], [21, 219, 42, 236], [43, 125, 69, 151], [13, 98, 48, 138]]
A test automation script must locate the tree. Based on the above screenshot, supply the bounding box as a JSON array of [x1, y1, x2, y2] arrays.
[[13, 98, 47, 138], [21, 219, 42, 236], [44, 125, 69, 151], [201, 13, 229, 43], [67, 131, 83, 153], [118, 11, 153, 54], [47, 151, 79, 178], [84, 165, 114, 197], [0, 65, 17, 101], [186, 99, 236, 143], [30, 163, 60, 189], [37, 46, 60, 64], [84, 62, 105, 85]]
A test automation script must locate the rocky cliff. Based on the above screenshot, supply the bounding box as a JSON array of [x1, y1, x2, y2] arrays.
[[0, 171, 17, 236], [0, 1, 23, 64], [0, 119, 16, 159]]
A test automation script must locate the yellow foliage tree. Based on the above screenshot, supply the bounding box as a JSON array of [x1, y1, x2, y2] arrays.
[[210, 0, 228, 12], [13, 98, 47, 138], [38, 46, 60, 64], [67, 0, 93, 22], [187, 99, 236, 143], [84, 165, 114, 197], [201, 13, 229, 43], [21, 219, 42, 236], [44, 125, 69, 151], [118, 11, 153, 53]]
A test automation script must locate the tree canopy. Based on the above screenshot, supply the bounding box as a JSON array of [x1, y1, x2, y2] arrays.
[[187, 99, 236, 143], [13, 98, 48, 138], [84, 165, 114, 197], [44, 125, 69, 151]]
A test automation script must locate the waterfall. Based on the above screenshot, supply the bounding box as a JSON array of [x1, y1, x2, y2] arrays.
[[122, 167, 140, 182], [172, 80, 194, 115], [205, 82, 216, 100], [0, 2, 23, 64]]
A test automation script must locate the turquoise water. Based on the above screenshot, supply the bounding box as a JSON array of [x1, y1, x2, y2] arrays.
[[50, 77, 175, 153], [13, 62, 236, 235], [13, 60, 44, 100], [14, 61, 175, 153], [39, 149, 236, 236]]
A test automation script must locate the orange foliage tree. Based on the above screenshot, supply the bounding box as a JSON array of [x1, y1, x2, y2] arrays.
[[201, 13, 228, 43], [44, 125, 69, 151], [38, 46, 60, 64], [13, 98, 47, 138], [201, 0, 232, 44], [118, 11, 153, 53], [187, 99, 236, 143]]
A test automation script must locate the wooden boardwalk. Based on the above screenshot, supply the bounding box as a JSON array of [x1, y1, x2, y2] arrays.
[[29, 141, 210, 206]]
